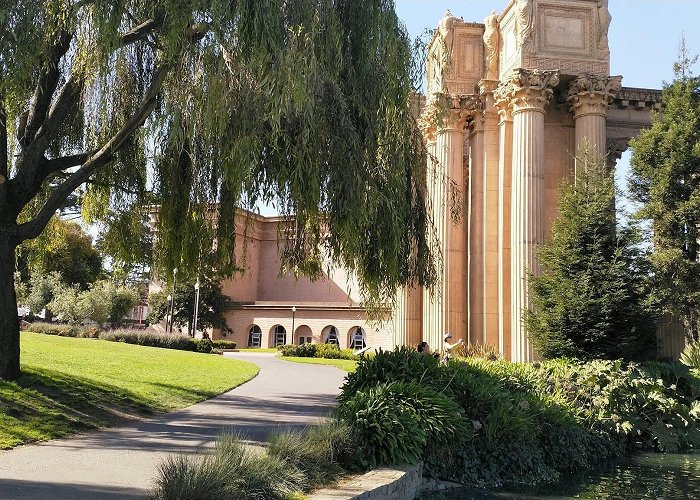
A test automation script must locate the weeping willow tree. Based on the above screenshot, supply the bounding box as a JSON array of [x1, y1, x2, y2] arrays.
[[0, 0, 437, 380]]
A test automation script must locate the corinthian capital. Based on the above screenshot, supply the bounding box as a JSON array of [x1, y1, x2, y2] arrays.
[[496, 69, 560, 114], [568, 74, 622, 117], [421, 93, 484, 134]]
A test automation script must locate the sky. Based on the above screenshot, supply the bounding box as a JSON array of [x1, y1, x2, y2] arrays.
[[394, 0, 700, 209]]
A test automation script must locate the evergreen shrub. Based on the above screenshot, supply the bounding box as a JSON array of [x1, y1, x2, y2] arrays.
[[278, 343, 358, 360], [27, 322, 100, 338], [99, 330, 215, 353], [336, 347, 700, 488], [335, 380, 469, 469]]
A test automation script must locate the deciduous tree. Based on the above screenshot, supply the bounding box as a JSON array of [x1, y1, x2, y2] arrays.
[[0, 1, 436, 379]]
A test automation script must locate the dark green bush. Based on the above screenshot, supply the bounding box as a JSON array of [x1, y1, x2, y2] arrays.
[[212, 340, 236, 349], [278, 343, 358, 360], [195, 338, 214, 353], [99, 330, 200, 352], [27, 322, 100, 338], [335, 380, 470, 469], [339, 347, 700, 488], [338, 346, 442, 402]]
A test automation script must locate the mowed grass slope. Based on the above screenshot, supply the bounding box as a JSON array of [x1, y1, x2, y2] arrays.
[[0, 332, 259, 449]]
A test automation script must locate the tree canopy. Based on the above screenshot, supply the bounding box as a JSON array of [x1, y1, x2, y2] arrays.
[[527, 148, 657, 361], [629, 45, 700, 342], [17, 218, 102, 289], [0, 0, 436, 379]]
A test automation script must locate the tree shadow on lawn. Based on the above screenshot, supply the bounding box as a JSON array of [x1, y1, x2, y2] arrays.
[[0, 367, 157, 449]]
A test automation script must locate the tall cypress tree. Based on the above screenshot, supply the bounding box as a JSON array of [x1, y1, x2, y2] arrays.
[[629, 42, 700, 342], [527, 149, 657, 361]]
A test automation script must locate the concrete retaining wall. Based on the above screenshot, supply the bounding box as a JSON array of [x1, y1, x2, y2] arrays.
[[311, 463, 423, 500]]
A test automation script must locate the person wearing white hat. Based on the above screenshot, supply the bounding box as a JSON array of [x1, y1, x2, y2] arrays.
[[442, 333, 463, 362]]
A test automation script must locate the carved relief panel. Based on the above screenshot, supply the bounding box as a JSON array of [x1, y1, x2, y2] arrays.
[[499, 0, 610, 78]]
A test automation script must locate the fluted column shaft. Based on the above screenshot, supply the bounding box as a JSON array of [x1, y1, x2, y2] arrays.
[[439, 113, 468, 343], [421, 133, 441, 349], [468, 118, 484, 345], [481, 81, 501, 349], [496, 103, 513, 358], [502, 69, 559, 362]]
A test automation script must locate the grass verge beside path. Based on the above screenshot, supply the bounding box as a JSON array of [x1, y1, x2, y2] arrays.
[[281, 356, 357, 373], [0, 332, 259, 450]]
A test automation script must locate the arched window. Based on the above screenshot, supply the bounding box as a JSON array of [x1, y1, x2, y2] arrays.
[[248, 325, 262, 347], [349, 326, 366, 349], [272, 325, 287, 347], [324, 326, 339, 346]]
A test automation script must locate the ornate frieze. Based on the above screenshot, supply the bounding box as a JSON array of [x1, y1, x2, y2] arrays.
[[568, 74, 622, 117]]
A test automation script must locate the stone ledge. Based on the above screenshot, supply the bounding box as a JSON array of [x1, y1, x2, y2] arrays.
[[310, 463, 423, 500]]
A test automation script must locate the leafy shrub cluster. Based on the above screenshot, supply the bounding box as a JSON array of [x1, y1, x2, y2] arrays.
[[337, 348, 700, 488], [452, 342, 501, 360], [99, 330, 215, 354], [152, 422, 354, 499], [681, 342, 700, 372], [27, 322, 100, 338], [278, 343, 358, 360], [335, 380, 470, 469], [212, 340, 237, 350]]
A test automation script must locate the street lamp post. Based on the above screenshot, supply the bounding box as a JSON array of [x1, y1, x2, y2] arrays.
[[193, 279, 201, 338], [166, 294, 172, 333], [291, 306, 296, 345]]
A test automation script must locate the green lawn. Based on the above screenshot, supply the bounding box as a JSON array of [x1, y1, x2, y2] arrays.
[[281, 356, 357, 372], [0, 332, 259, 449]]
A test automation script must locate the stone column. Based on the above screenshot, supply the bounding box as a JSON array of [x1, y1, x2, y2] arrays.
[[494, 87, 513, 358], [568, 74, 622, 157], [420, 96, 473, 350], [419, 111, 441, 349], [439, 103, 471, 344], [479, 80, 501, 348], [504, 69, 560, 362], [468, 114, 484, 345]]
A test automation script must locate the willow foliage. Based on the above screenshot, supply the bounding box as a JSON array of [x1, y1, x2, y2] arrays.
[[1, 0, 437, 309]]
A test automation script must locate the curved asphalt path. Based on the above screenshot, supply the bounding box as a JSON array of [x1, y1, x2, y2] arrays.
[[0, 353, 347, 499]]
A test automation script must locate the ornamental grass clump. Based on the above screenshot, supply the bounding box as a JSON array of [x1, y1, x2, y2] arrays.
[[153, 422, 354, 499]]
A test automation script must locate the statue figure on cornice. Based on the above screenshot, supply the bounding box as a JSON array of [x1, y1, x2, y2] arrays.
[[515, 0, 534, 49], [438, 9, 463, 53], [483, 12, 500, 81], [598, 0, 611, 49]]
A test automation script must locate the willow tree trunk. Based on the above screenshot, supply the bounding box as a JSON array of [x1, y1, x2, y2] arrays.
[[0, 233, 20, 380]]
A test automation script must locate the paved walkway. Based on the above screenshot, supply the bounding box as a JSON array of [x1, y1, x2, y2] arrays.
[[0, 353, 347, 499]]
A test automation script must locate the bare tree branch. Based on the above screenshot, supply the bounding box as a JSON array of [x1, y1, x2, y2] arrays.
[[20, 31, 73, 148], [45, 152, 91, 173], [14, 63, 170, 244], [121, 9, 165, 46]]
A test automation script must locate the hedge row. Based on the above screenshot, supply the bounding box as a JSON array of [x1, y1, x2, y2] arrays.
[[278, 343, 358, 360]]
